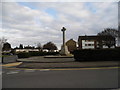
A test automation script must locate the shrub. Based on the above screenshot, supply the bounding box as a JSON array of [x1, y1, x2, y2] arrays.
[[17, 52, 30, 58], [45, 52, 59, 55], [29, 51, 45, 56], [17, 51, 59, 58], [73, 48, 120, 61], [29, 51, 59, 56]]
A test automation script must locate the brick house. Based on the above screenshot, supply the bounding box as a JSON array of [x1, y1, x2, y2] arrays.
[[66, 39, 77, 52], [78, 35, 115, 49]]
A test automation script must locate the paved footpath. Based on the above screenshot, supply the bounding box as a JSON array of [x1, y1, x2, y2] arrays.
[[17, 56, 75, 63], [1, 56, 119, 69], [15, 56, 120, 69]]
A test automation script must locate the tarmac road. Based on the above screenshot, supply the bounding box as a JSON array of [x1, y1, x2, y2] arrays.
[[2, 67, 119, 88]]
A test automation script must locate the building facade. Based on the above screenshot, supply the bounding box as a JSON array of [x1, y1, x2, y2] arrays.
[[66, 39, 77, 52], [15, 49, 39, 52], [78, 35, 115, 49]]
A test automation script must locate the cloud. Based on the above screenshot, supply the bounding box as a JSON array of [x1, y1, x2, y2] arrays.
[[1, 2, 118, 49]]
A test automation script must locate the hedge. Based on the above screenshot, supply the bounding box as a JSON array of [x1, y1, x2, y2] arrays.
[[73, 48, 120, 61], [29, 51, 59, 56], [17, 51, 59, 58], [17, 52, 30, 58]]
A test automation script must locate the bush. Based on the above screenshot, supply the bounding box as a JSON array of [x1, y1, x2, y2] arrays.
[[17, 52, 30, 58], [17, 51, 59, 58], [29, 51, 59, 56], [73, 48, 120, 61], [29, 51, 45, 56], [45, 52, 59, 55]]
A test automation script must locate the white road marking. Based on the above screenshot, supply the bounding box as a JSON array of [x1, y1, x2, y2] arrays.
[[24, 70, 35, 72], [6, 71, 19, 75], [39, 69, 50, 71]]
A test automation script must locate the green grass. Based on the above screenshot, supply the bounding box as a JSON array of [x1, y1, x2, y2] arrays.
[[0, 55, 11, 57]]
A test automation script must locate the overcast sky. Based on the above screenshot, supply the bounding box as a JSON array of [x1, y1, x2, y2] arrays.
[[1, 2, 118, 49]]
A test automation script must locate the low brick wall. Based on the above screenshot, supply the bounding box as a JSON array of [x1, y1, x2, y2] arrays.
[[2, 55, 18, 63]]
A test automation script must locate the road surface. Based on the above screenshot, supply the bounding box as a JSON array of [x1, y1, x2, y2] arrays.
[[2, 67, 119, 88]]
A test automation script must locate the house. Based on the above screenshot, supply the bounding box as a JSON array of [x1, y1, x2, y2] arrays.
[[15, 49, 39, 52], [66, 39, 77, 52], [15, 48, 59, 53], [78, 35, 115, 49]]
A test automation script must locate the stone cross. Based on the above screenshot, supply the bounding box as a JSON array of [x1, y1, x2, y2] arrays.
[[61, 27, 66, 47], [60, 27, 70, 55]]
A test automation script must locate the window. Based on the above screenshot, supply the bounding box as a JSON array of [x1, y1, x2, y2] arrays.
[[88, 44, 91, 46], [85, 40, 94, 42]]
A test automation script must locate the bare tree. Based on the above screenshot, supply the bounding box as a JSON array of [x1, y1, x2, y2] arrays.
[[36, 43, 42, 51], [0, 37, 7, 51], [43, 42, 57, 52], [0, 37, 7, 63], [98, 28, 119, 38], [2, 42, 11, 51], [97, 28, 119, 48], [19, 44, 23, 49]]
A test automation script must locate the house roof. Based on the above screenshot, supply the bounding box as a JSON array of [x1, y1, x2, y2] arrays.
[[66, 39, 77, 44], [78, 35, 115, 40]]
